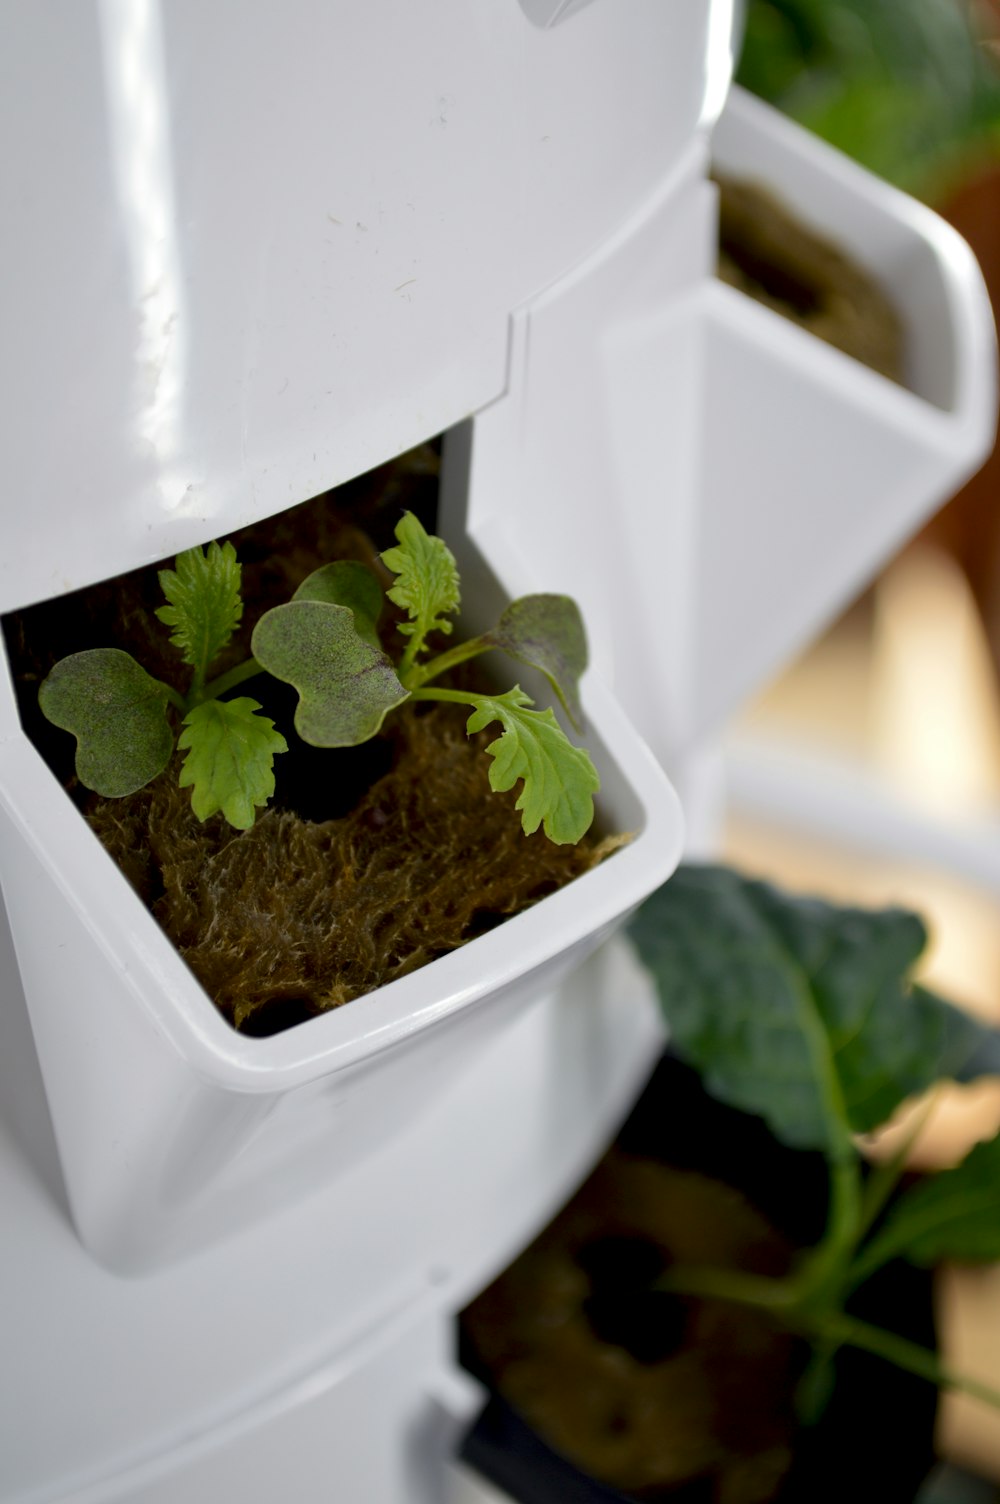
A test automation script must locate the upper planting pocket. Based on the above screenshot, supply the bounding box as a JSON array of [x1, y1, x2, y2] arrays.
[[37, 513, 600, 845]]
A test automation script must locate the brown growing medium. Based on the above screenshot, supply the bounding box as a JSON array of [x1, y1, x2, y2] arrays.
[[88, 704, 621, 1034], [715, 173, 905, 384], [7, 446, 621, 1036], [463, 1150, 799, 1504]]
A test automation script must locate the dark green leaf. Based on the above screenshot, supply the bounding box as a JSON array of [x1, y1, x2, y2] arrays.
[[156, 541, 243, 682], [251, 600, 408, 746], [293, 561, 383, 648], [381, 512, 460, 646], [38, 649, 174, 798], [465, 686, 599, 844], [178, 698, 287, 829], [484, 594, 588, 731], [860, 1134, 1000, 1272], [627, 866, 990, 1154]]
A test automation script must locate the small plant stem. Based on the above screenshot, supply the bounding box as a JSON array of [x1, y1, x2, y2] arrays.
[[655, 1264, 803, 1312], [163, 684, 188, 717], [397, 630, 428, 685], [404, 635, 490, 690], [409, 686, 481, 709], [791, 1153, 864, 1311], [198, 657, 264, 704], [816, 1311, 1000, 1412]]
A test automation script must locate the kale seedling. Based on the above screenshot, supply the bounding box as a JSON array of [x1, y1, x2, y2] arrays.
[[38, 514, 599, 843], [628, 865, 1000, 1421]]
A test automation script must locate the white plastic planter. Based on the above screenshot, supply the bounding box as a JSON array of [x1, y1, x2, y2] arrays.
[[0, 520, 682, 1274], [461, 88, 996, 779]]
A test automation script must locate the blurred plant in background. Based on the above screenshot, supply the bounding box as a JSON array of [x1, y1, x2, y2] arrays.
[[737, 0, 1000, 201]]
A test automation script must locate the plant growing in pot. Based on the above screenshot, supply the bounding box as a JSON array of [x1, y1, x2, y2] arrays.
[[461, 864, 1000, 1503], [0, 463, 682, 1269]]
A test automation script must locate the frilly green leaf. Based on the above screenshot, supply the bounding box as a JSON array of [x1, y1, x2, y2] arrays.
[[178, 698, 287, 829], [465, 686, 599, 845], [627, 865, 991, 1154], [155, 541, 243, 682], [38, 648, 174, 798], [382, 512, 460, 647], [251, 600, 408, 747], [294, 561, 383, 648], [484, 593, 588, 731]]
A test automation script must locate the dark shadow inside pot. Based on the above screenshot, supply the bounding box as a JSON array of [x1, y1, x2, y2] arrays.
[[460, 1052, 938, 1504]]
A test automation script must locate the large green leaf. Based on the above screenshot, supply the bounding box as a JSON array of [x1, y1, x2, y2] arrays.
[[38, 648, 174, 798], [859, 1134, 1000, 1272], [251, 600, 408, 746], [381, 512, 460, 647], [627, 866, 991, 1154], [178, 698, 287, 829], [156, 541, 243, 683], [465, 686, 598, 845], [293, 561, 383, 648], [484, 594, 588, 731]]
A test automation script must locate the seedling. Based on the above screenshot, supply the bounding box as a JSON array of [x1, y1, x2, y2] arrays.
[[38, 514, 599, 843], [628, 865, 1000, 1421]]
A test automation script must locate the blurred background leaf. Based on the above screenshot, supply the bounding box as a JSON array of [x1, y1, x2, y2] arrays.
[[737, 0, 1000, 199]]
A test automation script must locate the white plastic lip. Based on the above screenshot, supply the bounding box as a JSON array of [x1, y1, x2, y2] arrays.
[[713, 86, 997, 433], [0, 671, 681, 1094]]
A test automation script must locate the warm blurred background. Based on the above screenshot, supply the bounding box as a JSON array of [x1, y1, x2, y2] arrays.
[[726, 2, 1000, 1489]]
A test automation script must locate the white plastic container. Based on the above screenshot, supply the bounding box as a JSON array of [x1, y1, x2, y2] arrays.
[[455, 87, 996, 776], [0, 517, 681, 1274]]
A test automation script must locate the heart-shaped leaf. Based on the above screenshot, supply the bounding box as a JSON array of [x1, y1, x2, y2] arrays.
[[484, 593, 588, 730], [252, 600, 408, 746], [293, 561, 384, 648], [178, 697, 288, 829], [628, 865, 991, 1154], [38, 649, 175, 797]]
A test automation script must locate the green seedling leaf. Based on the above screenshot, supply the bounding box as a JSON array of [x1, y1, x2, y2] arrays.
[[628, 866, 991, 1154], [382, 511, 460, 646], [178, 698, 287, 829], [294, 561, 383, 648], [857, 1133, 1000, 1272], [156, 541, 243, 683], [38, 648, 174, 798], [484, 594, 588, 731], [465, 686, 599, 845], [251, 600, 408, 746]]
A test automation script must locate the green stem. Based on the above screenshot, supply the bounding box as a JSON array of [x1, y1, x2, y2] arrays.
[[817, 1311, 1000, 1412], [404, 635, 490, 690], [790, 1154, 865, 1314], [163, 683, 188, 717], [397, 629, 428, 684], [197, 657, 264, 705], [409, 686, 481, 709], [655, 1264, 803, 1313]]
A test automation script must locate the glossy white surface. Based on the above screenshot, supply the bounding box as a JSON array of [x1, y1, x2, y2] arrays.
[[0, 932, 664, 1503], [451, 88, 997, 770], [0, 0, 718, 617]]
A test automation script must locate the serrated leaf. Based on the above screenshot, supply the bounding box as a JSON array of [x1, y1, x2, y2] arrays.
[[293, 561, 383, 648], [465, 686, 598, 845], [155, 541, 243, 682], [381, 512, 460, 646], [251, 600, 408, 746], [38, 648, 174, 797], [627, 865, 992, 1154], [860, 1134, 1000, 1272], [483, 594, 588, 731], [177, 697, 287, 829]]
